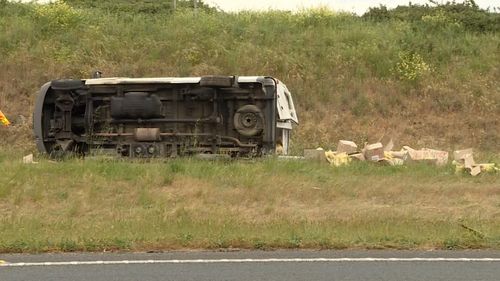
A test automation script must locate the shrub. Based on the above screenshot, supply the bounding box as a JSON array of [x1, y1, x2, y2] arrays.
[[363, 1, 499, 33], [293, 6, 354, 27], [421, 9, 462, 29], [394, 51, 431, 81], [33, 0, 82, 32]]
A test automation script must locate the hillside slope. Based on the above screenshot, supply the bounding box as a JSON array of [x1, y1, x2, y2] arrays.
[[0, 1, 499, 153]]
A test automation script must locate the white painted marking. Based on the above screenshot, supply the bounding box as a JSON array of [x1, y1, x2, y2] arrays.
[[0, 258, 499, 267]]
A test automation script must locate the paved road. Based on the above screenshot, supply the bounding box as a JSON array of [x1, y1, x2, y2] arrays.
[[1, 250, 500, 281]]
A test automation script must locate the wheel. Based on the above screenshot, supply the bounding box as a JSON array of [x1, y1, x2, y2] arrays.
[[233, 104, 265, 137]]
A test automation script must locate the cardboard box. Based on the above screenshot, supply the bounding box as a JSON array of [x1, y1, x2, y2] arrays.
[[386, 150, 408, 160], [363, 142, 384, 162], [422, 148, 449, 166], [463, 154, 475, 169], [470, 166, 481, 176], [404, 147, 448, 166], [349, 153, 365, 161], [337, 140, 358, 154], [453, 148, 473, 161]]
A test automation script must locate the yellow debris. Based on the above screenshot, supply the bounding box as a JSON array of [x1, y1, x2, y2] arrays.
[[379, 152, 404, 166], [452, 160, 466, 174], [0, 110, 10, 126], [478, 163, 496, 172], [325, 151, 351, 167], [23, 154, 39, 164], [452, 160, 497, 176]]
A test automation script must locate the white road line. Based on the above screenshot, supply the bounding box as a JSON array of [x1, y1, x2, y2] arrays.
[[1, 258, 500, 267]]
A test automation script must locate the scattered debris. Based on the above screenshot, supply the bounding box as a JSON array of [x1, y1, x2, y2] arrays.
[[349, 153, 365, 161], [470, 166, 481, 176], [463, 154, 475, 169], [381, 151, 405, 166], [385, 150, 408, 161], [0, 110, 10, 126], [325, 151, 351, 167], [363, 142, 384, 162], [452, 148, 497, 176], [22, 154, 38, 164], [425, 148, 449, 166], [453, 148, 473, 162], [337, 140, 358, 154], [403, 147, 448, 166], [302, 136, 498, 176], [478, 163, 496, 172]]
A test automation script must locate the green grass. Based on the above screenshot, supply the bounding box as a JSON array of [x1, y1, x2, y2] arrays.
[[0, 1, 499, 252], [0, 150, 498, 252]]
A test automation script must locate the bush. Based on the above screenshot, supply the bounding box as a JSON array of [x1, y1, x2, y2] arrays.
[[363, 1, 499, 33], [394, 51, 432, 81], [33, 0, 82, 32], [293, 6, 354, 27], [0, 1, 31, 17], [421, 9, 462, 29]]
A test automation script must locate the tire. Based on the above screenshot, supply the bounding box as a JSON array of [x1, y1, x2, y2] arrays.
[[233, 104, 265, 137], [200, 76, 233, 87], [51, 79, 85, 90]]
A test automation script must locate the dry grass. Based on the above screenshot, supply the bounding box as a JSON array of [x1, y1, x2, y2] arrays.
[[0, 2, 499, 152], [0, 150, 499, 252], [0, 2, 499, 253]]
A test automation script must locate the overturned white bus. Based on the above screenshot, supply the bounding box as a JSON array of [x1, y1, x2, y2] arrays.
[[34, 75, 298, 158]]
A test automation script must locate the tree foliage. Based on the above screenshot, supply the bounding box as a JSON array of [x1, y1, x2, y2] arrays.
[[363, 0, 500, 32]]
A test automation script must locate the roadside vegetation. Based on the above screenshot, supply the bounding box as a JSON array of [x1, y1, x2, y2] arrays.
[[0, 1, 499, 252]]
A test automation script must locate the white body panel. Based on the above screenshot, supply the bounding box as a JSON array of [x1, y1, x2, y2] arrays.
[[276, 82, 299, 124], [85, 76, 265, 85]]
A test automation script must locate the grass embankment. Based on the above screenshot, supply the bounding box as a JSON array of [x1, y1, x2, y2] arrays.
[[0, 1, 499, 252], [0, 1, 499, 152], [0, 150, 499, 252]]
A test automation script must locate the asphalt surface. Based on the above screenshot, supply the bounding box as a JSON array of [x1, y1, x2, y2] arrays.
[[1, 250, 500, 281]]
